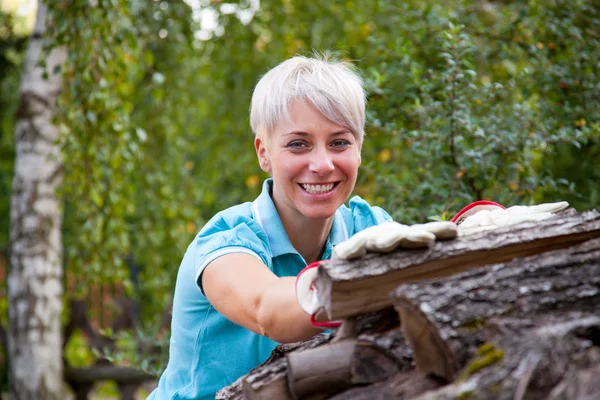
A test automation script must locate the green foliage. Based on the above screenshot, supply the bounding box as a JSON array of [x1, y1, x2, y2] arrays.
[[356, 0, 600, 222], [63, 330, 96, 368], [99, 325, 170, 377], [45, 0, 202, 316], [0, 10, 26, 250], [175, 0, 600, 228]]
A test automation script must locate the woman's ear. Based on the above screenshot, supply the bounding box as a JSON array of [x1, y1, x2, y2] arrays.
[[255, 136, 271, 173]]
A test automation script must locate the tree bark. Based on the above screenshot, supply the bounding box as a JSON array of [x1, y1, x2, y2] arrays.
[[7, 2, 66, 399], [316, 210, 600, 320], [403, 312, 600, 400], [391, 237, 600, 381]]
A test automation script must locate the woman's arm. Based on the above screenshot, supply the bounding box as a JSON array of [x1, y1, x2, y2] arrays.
[[202, 253, 323, 343]]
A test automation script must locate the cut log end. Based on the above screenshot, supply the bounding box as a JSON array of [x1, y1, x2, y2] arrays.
[[395, 299, 457, 381]]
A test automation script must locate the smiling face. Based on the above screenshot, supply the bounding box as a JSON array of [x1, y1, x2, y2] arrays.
[[255, 100, 361, 222]]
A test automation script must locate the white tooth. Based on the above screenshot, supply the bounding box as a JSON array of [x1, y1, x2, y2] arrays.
[[301, 183, 335, 193]]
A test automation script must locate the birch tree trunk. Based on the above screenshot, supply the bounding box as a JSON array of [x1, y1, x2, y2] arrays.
[[7, 2, 66, 399]]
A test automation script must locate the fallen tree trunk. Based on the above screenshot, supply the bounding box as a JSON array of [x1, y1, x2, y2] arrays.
[[316, 210, 600, 320]]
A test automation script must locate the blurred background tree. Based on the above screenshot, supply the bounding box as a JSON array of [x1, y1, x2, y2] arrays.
[[1, 0, 599, 392]]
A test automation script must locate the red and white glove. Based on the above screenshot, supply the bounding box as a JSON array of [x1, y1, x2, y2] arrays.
[[453, 200, 569, 236], [295, 261, 341, 328]]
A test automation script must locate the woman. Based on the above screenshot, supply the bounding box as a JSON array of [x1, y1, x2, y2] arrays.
[[148, 55, 393, 400]]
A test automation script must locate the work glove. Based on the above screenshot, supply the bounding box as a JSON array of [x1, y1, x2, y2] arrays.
[[332, 221, 458, 261], [295, 221, 457, 327], [453, 200, 569, 236], [296, 201, 567, 326], [295, 261, 341, 328]]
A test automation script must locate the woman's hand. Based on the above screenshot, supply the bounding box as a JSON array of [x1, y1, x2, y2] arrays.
[[333, 221, 458, 260]]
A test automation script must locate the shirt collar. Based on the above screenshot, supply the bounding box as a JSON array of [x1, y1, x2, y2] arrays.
[[252, 178, 349, 259]]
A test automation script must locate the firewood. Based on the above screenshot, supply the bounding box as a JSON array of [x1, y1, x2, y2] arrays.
[[316, 210, 600, 320], [286, 339, 402, 399], [391, 237, 600, 380]]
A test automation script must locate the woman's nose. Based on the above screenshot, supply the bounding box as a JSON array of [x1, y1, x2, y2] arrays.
[[308, 148, 334, 175]]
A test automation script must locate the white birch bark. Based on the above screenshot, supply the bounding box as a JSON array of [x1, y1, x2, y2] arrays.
[[8, 2, 66, 399]]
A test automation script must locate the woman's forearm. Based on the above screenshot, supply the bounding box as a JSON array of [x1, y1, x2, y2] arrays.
[[256, 276, 322, 343]]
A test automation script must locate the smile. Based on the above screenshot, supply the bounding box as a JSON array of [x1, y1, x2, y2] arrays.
[[299, 182, 338, 194]]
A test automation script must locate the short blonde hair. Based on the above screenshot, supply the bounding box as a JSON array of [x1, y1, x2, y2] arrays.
[[250, 55, 366, 142]]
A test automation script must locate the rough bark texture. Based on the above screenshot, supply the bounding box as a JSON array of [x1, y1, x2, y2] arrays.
[[392, 237, 600, 381], [218, 232, 600, 400], [316, 210, 600, 320], [7, 2, 67, 399], [406, 312, 600, 400]]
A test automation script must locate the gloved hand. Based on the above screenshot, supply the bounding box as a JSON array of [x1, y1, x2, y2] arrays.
[[332, 221, 458, 261], [295, 261, 341, 328], [454, 200, 569, 236], [296, 221, 457, 326]]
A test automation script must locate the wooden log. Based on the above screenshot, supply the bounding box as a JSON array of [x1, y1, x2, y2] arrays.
[[327, 370, 443, 400], [405, 313, 600, 400], [391, 237, 600, 381], [286, 339, 402, 399], [242, 359, 293, 400], [217, 308, 401, 400], [316, 210, 600, 320], [286, 340, 355, 400], [326, 311, 600, 400], [217, 333, 333, 400], [548, 364, 600, 400]]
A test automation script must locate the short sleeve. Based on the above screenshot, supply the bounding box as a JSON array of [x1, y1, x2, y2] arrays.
[[193, 214, 271, 296], [348, 196, 393, 234]]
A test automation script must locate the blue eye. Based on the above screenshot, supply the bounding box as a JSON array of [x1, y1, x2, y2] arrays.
[[288, 141, 308, 149], [331, 140, 351, 148]]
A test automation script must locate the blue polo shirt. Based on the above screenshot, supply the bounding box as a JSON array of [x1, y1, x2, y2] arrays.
[[148, 179, 391, 400]]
